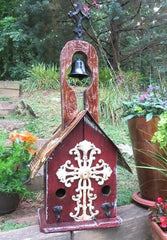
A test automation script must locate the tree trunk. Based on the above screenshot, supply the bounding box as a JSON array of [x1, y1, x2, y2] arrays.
[[109, 24, 120, 71]]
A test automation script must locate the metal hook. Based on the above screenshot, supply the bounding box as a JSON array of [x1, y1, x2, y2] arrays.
[[52, 206, 63, 221], [101, 202, 114, 217]]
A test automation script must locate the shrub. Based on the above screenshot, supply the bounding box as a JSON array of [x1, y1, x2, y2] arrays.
[[25, 63, 60, 91]]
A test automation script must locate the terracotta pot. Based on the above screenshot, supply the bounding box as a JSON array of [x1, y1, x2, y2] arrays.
[[0, 191, 20, 214], [128, 117, 167, 201], [150, 220, 167, 240]]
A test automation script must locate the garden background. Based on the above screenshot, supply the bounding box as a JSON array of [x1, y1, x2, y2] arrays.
[[0, 0, 167, 230]]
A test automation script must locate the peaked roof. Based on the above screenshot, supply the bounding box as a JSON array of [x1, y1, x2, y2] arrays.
[[30, 110, 131, 179]]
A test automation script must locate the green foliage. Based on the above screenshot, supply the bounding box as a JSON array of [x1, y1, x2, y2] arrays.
[[152, 112, 167, 148], [25, 63, 60, 91], [0, 221, 29, 232], [99, 68, 144, 122], [123, 85, 167, 122], [0, 130, 37, 197], [17, 0, 66, 65], [99, 67, 115, 87], [0, 16, 32, 80], [0, 0, 22, 18], [99, 77, 129, 122], [87, 0, 167, 82], [99, 86, 121, 122]]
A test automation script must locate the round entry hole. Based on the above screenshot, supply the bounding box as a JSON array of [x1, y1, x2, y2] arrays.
[[55, 188, 66, 198], [101, 185, 111, 196]]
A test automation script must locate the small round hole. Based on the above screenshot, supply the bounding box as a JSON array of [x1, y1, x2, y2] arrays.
[[55, 188, 66, 198], [101, 185, 111, 196]]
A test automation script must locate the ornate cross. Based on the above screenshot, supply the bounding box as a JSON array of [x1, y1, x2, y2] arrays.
[[68, 0, 91, 39], [56, 140, 112, 221]]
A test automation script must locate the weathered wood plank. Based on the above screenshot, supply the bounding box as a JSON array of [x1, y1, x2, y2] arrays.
[[0, 204, 153, 240], [0, 81, 20, 89], [0, 225, 71, 240], [0, 81, 20, 97], [73, 204, 152, 240]]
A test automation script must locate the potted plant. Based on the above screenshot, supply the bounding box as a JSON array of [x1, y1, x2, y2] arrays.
[[0, 130, 37, 214], [149, 197, 167, 240], [122, 84, 167, 203]]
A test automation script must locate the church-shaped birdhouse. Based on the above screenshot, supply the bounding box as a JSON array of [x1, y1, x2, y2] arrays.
[[29, 1, 131, 233]]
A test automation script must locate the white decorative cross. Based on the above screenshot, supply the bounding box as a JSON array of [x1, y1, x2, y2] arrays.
[[56, 140, 112, 221]]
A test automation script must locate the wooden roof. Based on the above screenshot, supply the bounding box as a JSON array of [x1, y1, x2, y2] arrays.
[[30, 110, 132, 179]]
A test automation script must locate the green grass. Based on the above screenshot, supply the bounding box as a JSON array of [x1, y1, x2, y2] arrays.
[[0, 97, 12, 101], [0, 221, 29, 231], [7, 90, 61, 138]]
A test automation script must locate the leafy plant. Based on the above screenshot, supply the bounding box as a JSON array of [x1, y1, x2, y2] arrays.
[[0, 131, 37, 197], [152, 112, 167, 149], [25, 63, 60, 91], [137, 145, 167, 178], [123, 84, 167, 122], [150, 197, 167, 232]]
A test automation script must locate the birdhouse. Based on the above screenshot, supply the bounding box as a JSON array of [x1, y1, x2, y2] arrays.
[[29, 1, 131, 233], [30, 39, 131, 233]]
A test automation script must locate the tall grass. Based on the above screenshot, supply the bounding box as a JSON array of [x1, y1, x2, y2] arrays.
[[25, 63, 60, 91], [99, 67, 141, 123]]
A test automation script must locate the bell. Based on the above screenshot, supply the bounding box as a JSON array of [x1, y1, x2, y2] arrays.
[[68, 59, 89, 80]]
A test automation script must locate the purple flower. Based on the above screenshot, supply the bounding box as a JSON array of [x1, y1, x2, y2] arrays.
[[151, 98, 156, 102], [147, 85, 154, 92], [155, 86, 160, 90]]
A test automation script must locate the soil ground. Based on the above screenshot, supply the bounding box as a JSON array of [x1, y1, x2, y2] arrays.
[[0, 192, 44, 227]]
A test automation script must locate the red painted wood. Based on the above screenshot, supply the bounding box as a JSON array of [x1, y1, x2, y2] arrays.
[[39, 113, 120, 232], [60, 40, 99, 128], [38, 38, 119, 233], [38, 208, 122, 233]]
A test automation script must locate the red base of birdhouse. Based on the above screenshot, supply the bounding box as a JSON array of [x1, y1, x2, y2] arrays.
[[38, 208, 122, 233]]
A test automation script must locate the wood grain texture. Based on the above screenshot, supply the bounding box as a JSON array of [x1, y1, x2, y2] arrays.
[[60, 40, 99, 128], [0, 81, 20, 97]]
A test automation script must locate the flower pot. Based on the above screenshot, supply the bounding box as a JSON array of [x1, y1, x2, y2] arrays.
[[0, 191, 20, 214], [128, 116, 167, 202], [150, 220, 167, 240]]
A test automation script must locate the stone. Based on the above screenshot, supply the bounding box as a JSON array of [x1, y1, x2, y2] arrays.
[[0, 120, 26, 131], [0, 101, 17, 117]]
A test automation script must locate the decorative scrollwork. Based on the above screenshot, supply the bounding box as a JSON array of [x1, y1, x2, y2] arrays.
[[56, 140, 112, 221], [68, 0, 91, 40]]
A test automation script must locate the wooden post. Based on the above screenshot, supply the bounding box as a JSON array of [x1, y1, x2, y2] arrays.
[[60, 40, 99, 128]]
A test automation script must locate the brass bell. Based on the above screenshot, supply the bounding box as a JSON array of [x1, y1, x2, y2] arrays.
[[68, 59, 89, 80]]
